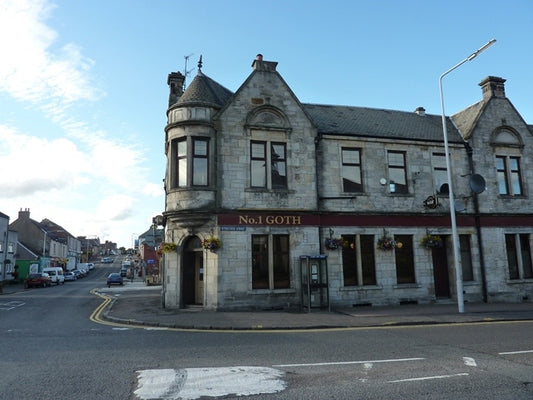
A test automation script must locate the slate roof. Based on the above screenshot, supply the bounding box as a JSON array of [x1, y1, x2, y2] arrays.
[[174, 71, 464, 144], [177, 71, 233, 108], [16, 241, 39, 260], [451, 101, 485, 140], [302, 103, 463, 143]]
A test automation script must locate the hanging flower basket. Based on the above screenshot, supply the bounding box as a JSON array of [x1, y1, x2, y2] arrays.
[[377, 235, 397, 251], [324, 238, 345, 250], [160, 242, 177, 253], [421, 234, 443, 248], [202, 236, 221, 253]]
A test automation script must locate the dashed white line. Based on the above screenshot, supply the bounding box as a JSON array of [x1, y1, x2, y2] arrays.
[[388, 373, 469, 383], [0, 301, 25, 310], [273, 357, 425, 368], [499, 349, 533, 355]]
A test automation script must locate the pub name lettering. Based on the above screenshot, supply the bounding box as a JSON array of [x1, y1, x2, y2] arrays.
[[239, 215, 302, 226]]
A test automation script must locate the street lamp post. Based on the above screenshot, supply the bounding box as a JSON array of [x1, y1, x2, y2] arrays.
[[439, 39, 496, 313], [42, 229, 47, 256]]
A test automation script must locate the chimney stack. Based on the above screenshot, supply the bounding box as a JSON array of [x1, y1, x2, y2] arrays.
[[252, 54, 278, 72], [414, 107, 426, 116], [479, 76, 506, 101], [18, 208, 30, 220], [167, 71, 185, 107]]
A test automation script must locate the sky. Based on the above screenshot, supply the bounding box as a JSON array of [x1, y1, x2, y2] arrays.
[[1, 0, 532, 248]]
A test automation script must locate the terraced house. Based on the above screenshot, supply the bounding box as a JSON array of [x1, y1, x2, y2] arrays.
[[160, 55, 533, 311]]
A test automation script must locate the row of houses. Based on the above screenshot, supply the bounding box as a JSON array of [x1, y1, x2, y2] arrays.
[[0, 208, 114, 282], [159, 55, 533, 311]]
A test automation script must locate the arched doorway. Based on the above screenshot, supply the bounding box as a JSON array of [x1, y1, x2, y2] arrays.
[[182, 236, 204, 306]]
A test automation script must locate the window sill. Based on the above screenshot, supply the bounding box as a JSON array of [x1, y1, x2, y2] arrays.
[[393, 283, 421, 289], [245, 188, 294, 194], [340, 285, 383, 291], [507, 278, 533, 284], [168, 187, 214, 192], [249, 288, 296, 295], [498, 195, 527, 199], [387, 193, 413, 197]]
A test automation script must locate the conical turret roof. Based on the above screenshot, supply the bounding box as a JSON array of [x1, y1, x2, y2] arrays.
[[177, 71, 233, 108]]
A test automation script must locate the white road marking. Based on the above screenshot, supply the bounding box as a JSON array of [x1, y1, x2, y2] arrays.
[[463, 357, 477, 367], [388, 373, 469, 383], [273, 357, 424, 368], [134, 367, 285, 400], [112, 327, 130, 331], [0, 301, 25, 311], [499, 349, 533, 355]]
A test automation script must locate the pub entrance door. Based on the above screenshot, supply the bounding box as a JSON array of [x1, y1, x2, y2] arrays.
[[182, 236, 204, 306]]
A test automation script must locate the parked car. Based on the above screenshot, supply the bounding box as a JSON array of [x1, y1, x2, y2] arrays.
[[42, 267, 65, 285], [107, 273, 123, 287], [25, 273, 52, 288], [64, 271, 76, 281], [72, 270, 82, 279], [120, 267, 128, 277], [87, 263, 95, 270], [101, 257, 114, 263]]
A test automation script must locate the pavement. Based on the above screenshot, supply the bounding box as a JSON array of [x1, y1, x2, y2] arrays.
[[4, 279, 533, 330]]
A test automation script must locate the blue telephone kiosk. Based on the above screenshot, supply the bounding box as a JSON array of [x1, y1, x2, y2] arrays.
[[300, 255, 329, 312]]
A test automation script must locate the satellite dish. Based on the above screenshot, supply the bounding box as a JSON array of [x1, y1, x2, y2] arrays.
[[469, 174, 486, 194], [454, 199, 466, 212]]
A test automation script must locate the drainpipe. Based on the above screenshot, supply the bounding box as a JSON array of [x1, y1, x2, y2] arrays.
[[314, 135, 324, 254], [465, 143, 488, 302]]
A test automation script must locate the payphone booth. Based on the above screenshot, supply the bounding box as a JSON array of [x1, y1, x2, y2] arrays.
[[300, 255, 329, 312]]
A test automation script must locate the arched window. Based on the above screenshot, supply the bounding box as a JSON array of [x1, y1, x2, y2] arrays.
[[491, 128, 524, 197]]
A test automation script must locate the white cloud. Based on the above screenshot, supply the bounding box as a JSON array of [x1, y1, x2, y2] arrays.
[[96, 194, 135, 222], [0, 0, 163, 247], [0, 0, 102, 111], [0, 126, 89, 196]]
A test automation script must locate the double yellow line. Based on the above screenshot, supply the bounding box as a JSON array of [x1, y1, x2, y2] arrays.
[[89, 289, 136, 327]]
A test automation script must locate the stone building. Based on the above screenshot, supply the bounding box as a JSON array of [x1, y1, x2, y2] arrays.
[[161, 55, 533, 310]]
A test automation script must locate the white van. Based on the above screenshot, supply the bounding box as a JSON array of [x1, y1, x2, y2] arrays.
[[42, 267, 65, 285]]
